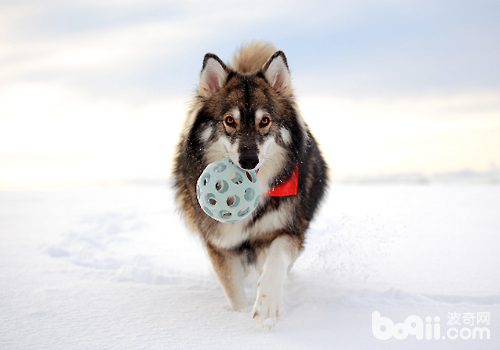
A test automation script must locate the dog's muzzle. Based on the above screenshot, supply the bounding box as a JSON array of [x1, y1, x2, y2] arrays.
[[239, 154, 259, 170]]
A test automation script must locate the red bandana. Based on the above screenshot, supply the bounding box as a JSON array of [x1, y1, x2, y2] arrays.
[[266, 165, 299, 197]]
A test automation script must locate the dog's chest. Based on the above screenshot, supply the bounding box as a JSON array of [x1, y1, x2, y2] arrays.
[[207, 200, 292, 250]]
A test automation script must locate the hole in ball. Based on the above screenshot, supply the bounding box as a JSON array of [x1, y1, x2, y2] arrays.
[[244, 188, 255, 201], [246, 171, 256, 183], [201, 174, 210, 186], [226, 195, 240, 208], [238, 207, 250, 217], [213, 163, 227, 173], [219, 210, 232, 218], [230, 172, 243, 185], [254, 194, 260, 207], [215, 180, 229, 194], [205, 193, 217, 206]]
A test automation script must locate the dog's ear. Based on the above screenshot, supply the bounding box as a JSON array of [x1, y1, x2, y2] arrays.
[[262, 51, 291, 96], [199, 54, 229, 98]]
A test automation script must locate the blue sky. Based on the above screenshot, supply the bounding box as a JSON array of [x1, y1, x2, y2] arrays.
[[5, 0, 499, 98], [1, 0, 499, 188]]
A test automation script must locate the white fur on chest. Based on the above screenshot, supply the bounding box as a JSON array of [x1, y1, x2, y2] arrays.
[[207, 199, 292, 249]]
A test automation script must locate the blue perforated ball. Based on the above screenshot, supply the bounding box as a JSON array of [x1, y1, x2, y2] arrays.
[[196, 158, 260, 223]]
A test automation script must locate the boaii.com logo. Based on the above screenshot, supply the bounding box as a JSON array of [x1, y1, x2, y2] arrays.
[[372, 311, 490, 340]]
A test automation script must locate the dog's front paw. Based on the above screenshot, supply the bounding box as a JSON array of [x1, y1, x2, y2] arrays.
[[252, 282, 283, 328]]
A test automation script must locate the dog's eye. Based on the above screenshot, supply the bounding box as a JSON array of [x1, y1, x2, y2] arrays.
[[224, 115, 236, 127], [259, 115, 271, 128]]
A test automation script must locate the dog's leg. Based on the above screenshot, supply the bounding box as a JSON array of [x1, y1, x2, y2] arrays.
[[206, 245, 247, 311], [252, 234, 299, 327]]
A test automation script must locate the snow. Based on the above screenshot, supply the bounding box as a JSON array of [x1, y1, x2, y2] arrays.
[[1, 185, 499, 349]]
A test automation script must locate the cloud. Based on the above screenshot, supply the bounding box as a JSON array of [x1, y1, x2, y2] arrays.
[[3, 0, 499, 100]]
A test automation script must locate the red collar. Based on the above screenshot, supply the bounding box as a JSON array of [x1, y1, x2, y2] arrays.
[[265, 165, 298, 197]]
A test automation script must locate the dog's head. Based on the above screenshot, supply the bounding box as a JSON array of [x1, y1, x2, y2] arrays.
[[195, 51, 302, 173]]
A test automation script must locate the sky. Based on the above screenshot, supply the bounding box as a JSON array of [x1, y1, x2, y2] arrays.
[[0, 0, 499, 189]]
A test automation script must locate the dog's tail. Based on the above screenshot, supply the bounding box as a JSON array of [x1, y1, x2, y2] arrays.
[[232, 40, 277, 73]]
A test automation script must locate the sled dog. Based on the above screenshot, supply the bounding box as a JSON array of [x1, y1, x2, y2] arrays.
[[173, 41, 328, 326]]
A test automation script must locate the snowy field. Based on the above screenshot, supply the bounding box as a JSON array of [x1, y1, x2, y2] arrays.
[[1, 184, 499, 349]]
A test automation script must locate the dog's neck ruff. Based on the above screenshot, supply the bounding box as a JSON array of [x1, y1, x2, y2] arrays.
[[266, 165, 298, 197]]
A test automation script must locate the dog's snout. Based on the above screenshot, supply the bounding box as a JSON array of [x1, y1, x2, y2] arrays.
[[239, 155, 259, 170]]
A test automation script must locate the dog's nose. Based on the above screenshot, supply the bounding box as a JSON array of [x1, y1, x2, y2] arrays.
[[239, 155, 259, 170]]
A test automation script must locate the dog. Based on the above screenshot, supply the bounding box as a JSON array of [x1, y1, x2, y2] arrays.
[[173, 41, 328, 326]]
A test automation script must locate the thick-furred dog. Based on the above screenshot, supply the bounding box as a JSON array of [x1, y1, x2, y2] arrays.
[[173, 41, 328, 326]]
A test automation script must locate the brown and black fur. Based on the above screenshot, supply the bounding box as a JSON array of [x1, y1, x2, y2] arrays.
[[173, 41, 328, 325]]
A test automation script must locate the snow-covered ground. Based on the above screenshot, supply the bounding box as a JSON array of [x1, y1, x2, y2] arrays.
[[1, 185, 499, 349]]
